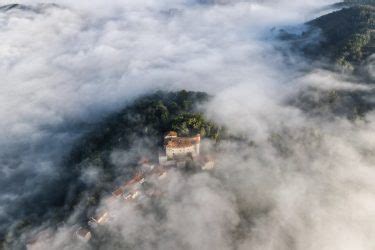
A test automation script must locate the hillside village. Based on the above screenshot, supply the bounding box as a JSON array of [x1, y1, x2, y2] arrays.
[[76, 131, 215, 242], [27, 132, 215, 245]]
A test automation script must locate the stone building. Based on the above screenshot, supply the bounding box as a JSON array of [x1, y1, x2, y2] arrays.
[[76, 228, 92, 242], [163, 131, 200, 160]]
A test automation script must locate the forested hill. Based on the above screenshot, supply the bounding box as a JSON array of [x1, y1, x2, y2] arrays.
[[65, 90, 222, 214], [3, 90, 222, 247], [307, 4, 375, 70], [342, 0, 375, 6], [64, 90, 223, 215], [68, 90, 221, 167], [279, 1, 375, 73], [277, 2, 375, 120]]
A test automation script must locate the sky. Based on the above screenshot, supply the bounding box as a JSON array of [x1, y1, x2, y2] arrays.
[[1, 0, 375, 249]]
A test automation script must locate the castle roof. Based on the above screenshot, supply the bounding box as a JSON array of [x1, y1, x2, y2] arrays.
[[166, 138, 194, 148], [165, 134, 200, 149]]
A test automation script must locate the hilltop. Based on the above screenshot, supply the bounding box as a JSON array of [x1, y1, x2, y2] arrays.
[[276, 2, 375, 120], [279, 2, 375, 73], [307, 5, 375, 70], [342, 0, 375, 6], [2, 90, 223, 248]]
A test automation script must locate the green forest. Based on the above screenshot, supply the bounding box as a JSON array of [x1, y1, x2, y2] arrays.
[[308, 5, 375, 69], [3, 90, 222, 246], [68, 90, 221, 167], [343, 0, 375, 6]]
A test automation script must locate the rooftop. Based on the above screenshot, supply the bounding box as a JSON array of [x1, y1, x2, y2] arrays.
[[165, 133, 201, 148], [93, 211, 109, 224], [121, 173, 144, 188], [166, 138, 194, 148], [76, 228, 91, 239], [112, 188, 124, 197]]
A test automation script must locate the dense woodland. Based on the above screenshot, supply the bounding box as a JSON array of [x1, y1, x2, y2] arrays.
[[308, 5, 375, 70], [68, 90, 221, 166], [343, 0, 375, 6], [66, 90, 223, 223], [2, 90, 223, 247], [3, 1, 375, 248], [280, 0, 375, 72], [278, 0, 375, 120], [290, 87, 375, 120]]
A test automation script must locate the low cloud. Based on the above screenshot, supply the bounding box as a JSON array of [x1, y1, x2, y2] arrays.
[[1, 0, 375, 250]]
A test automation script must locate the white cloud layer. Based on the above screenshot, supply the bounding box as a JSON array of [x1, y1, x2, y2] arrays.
[[2, 0, 375, 250]]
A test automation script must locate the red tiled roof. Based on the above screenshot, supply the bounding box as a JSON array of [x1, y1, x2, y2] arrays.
[[166, 138, 194, 148], [165, 134, 201, 148], [122, 173, 144, 188], [112, 188, 123, 197]]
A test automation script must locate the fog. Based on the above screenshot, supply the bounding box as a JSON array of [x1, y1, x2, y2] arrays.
[[1, 0, 375, 249]]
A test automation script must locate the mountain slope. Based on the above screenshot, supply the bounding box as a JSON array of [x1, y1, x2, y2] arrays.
[[278, 3, 375, 120], [2, 90, 222, 248], [343, 0, 375, 6], [307, 5, 375, 70]]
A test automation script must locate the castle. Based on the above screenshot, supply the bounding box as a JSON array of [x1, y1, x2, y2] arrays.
[[30, 131, 213, 246], [159, 131, 201, 166]]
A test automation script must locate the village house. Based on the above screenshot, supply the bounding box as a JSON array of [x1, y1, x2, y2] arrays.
[[124, 190, 141, 201], [196, 155, 215, 170], [158, 171, 168, 180], [121, 173, 145, 189], [75, 131, 215, 244], [112, 187, 124, 198], [89, 211, 109, 226], [26, 230, 52, 247], [75, 228, 92, 242]]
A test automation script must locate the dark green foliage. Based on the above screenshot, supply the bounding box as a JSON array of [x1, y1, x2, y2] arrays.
[[344, 0, 375, 6], [61, 90, 222, 233], [279, 2, 375, 118], [308, 5, 375, 68], [68, 90, 219, 167], [63, 90, 222, 212], [4, 90, 221, 248], [290, 87, 375, 120], [171, 113, 220, 138], [280, 4, 375, 72]]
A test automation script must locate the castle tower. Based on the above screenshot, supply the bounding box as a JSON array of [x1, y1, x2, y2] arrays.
[[165, 131, 178, 140], [191, 134, 200, 156]]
